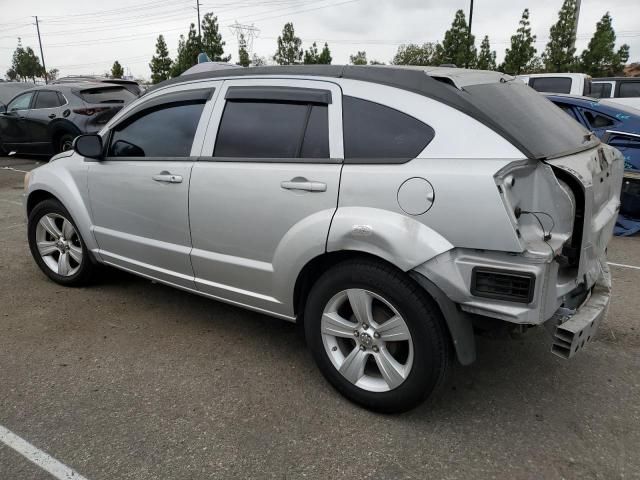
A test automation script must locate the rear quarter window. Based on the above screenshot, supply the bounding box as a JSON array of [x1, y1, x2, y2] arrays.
[[342, 96, 435, 161], [79, 87, 135, 104]]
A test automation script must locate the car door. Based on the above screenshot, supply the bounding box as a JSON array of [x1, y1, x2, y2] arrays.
[[0, 91, 35, 153], [189, 79, 343, 318], [88, 85, 218, 289], [25, 90, 65, 154]]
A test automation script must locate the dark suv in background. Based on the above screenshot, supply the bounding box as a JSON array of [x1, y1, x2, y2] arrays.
[[0, 83, 136, 156]]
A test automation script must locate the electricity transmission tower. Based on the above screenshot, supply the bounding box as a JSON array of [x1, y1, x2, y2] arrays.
[[229, 22, 260, 53]]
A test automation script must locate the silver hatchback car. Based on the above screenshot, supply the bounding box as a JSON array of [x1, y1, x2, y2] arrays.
[[24, 66, 623, 412]]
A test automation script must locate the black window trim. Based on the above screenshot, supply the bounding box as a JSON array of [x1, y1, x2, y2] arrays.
[[225, 86, 332, 105], [206, 95, 333, 163], [578, 107, 616, 129]]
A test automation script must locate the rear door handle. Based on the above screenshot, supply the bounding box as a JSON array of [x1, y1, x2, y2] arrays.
[[281, 180, 327, 192], [48, 113, 56, 119], [152, 172, 183, 184]]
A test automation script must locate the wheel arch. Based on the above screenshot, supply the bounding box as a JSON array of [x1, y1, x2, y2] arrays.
[[293, 249, 476, 366], [48, 120, 81, 148]]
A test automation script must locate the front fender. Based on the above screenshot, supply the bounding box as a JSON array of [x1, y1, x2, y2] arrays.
[[327, 207, 454, 271], [27, 157, 99, 256]]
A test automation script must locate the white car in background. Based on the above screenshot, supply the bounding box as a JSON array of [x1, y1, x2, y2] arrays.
[[592, 77, 640, 110], [517, 73, 593, 96]]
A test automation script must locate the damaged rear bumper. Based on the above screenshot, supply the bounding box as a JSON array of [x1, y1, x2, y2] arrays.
[[545, 261, 611, 359]]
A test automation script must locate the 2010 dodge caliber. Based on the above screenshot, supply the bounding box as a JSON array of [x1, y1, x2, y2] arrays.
[[23, 66, 623, 412]]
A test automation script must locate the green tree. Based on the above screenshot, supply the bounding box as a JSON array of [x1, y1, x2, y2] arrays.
[[171, 24, 202, 77], [304, 42, 320, 64], [392, 43, 441, 65], [5, 68, 18, 81], [475, 36, 496, 70], [318, 42, 332, 64], [149, 34, 172, 83], [440, 9, 476, 67], [349, 51, 368, 65], [47, 68, 59, 81], [542, 0, 578, 72], [237, 34, 251, 67], [369, 59, 385, 65], [10, 40, 45, 82], [274, 22, 302, 65], [500, 9, 537, 75], [580, 12, 630, 77], [201, 12, 230, 62], [111, 60, 124, 78]]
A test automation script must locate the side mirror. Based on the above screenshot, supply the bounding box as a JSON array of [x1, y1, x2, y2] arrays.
[[0, 103, 6, 114], [73, 134, 103, 159]]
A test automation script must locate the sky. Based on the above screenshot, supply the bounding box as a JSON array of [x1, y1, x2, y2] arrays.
[[0, 0, 638, 81]]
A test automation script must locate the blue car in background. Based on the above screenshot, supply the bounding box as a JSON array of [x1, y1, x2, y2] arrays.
[[545, 94, 640, 225], [544, 94, 640, 172]]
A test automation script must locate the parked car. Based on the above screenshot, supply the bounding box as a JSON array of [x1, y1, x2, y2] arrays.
[[0, 83, 136, 156], [517, 72, 592, 95], [591, 77, 640, 109], [545, 93, 640, 216], [544, 94, 640, 170], [23, 65, 622, 412], [52, 76, 143, 97]]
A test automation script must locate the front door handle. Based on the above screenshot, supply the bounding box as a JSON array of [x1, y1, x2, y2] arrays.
[[152, 172, 183, 183], [48, 113, 56, 119], [281, 179, 327, 192]]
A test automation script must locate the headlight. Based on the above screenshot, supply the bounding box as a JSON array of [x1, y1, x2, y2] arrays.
[[23, 171, 31, 192]]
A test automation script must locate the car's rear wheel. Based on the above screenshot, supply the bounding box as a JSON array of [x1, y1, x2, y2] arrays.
[[57, 133, 75, 153], [28, 199, 96, 286], [304, 259, 450, 413]]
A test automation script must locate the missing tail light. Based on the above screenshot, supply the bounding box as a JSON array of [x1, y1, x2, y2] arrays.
[[471, 267, 535, 304]]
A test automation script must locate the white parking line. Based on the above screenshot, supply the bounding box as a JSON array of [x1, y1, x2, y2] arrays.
[[0, 424, 90, 480], [1, 166, 30, 173], [608, 262, 640, 271], [0, 198, 22, 206]]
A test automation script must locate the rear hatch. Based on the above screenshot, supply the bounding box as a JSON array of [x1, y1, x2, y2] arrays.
[[75, 86, 136, 125]]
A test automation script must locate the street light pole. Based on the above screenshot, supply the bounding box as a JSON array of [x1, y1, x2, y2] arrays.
[[196, 0, 201, 39], [573, 0, 582, 49], [34, 16, 48, 84]]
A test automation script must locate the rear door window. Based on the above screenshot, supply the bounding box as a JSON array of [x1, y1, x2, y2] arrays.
[[34, 91, 62, 109], [109, 102, 205, 157], [342, 96, 434, 160], [619, 82, 640, 98], [554, 102, 580, 122], [80, 87, 136, 104], [214, 101, 329, 159], [529, 77, 572, 94]]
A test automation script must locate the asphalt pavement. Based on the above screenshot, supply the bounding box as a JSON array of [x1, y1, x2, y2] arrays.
[[0, 157, 639, 480]]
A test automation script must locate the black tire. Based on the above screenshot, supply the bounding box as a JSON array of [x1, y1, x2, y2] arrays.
[[57, 133, 75, 153], [28, 199, 96, 286], [304, 259, 450, 413]]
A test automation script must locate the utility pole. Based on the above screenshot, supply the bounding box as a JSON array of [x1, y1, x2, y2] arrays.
[[467, 0, 474, 68], [196, 0, 201, 39], [573, 0, 582, 49], [34, 16, 48, 84]]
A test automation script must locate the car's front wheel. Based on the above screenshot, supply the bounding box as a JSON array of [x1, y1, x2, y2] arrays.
[[304, 259, 450, 413], [28, 199, 96, 286]]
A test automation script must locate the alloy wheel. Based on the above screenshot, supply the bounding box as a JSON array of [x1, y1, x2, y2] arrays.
[[35, 213, 83, 276], [321, 289, 414, 392]]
